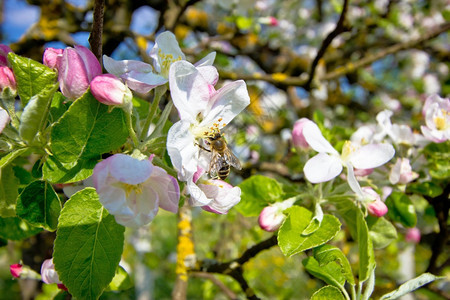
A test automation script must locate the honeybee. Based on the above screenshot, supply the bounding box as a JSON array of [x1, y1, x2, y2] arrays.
[[201, 132, 242, 180]]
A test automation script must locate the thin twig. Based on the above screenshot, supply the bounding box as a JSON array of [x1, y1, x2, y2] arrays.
[[190, 272, 238, 300], [305, 0, 350, 89], [89, 0, 105, 66], [219, 22, 450, 88]]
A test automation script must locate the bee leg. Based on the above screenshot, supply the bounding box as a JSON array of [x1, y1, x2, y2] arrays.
[[196, 143, 211, 152]]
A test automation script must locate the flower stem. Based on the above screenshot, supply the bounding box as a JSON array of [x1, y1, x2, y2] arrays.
[[125, 109, 139, 147], [140, 85, 167, 141]]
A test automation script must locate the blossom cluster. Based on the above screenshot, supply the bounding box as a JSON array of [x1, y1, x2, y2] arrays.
[[258, 94, 449, 231], [37, 31, 250, 226]]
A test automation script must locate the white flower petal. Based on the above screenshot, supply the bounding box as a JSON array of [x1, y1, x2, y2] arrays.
[[186, 178, 210, 206], [150, 31, 185, 75], [122, 71, 167, 93], [194, 52, 216, 67], [196, 65, 219, 86], [346, 163, 364, 197], [0, 107, 10, 133], [109, 154, 152, 185], [167, 120, 199, 181], [349, 143, 395, 169], [169, 60, 212, 123], [103, 55, 152, 77], [302, 121, 338, 154], [199, 80, 250, 128], [200, 181, 241, 214], [304, 153, 343, 183], [149, 166, 180, 213]]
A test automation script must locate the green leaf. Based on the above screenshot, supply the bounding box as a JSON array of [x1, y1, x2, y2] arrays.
[[0, 148, 28, 169], [8, 52, 57, 106], [16, 180, 61, 231], [49, 92, 70, 123], [380, 273, 444, 300], [50, 91, 128, 163], [367, 216, 397, 249], [0, 164, 19, 217], [386, 191, 417, 228], [42, 155, 99, 183], [303, 256, 345, 288], [236, 16, 253, 30], [313, 244, 355, 285], [19, 84, 59, 144], [54, 188, 125, 300], [278, 206, 341, 256], [0, 216, 42, 240], [423, 141, 450, 180], [107, 266, 133, 291], [311, 285, 345, 300], [357, 208, 375, 283], [236, 175, 284, 216], [406, 182, 443, 198]]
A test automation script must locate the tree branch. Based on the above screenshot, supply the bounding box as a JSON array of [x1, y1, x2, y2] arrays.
[[88, 0, 105, 66], [190, 272, 238, 299], [218, 22, 450, 88], [305, 0, 350, 89], [192, 235, 278, 299]]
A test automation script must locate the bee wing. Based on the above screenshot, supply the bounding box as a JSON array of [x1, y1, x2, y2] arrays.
[[208, 151, 224, 178], [224, 149, 242, 170]]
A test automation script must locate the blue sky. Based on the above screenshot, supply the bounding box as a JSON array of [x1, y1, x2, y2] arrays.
[[1, 0, 159, 59]]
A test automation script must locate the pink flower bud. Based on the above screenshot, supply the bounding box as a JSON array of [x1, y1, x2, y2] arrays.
[[0, 66, 16, 92], [90, 74, 132, 106], [10, 264, 23, 278], [292, 118, 313, 149], [58, 45, 102, 99], [269, 16, 279, 26], [258, 206, 285, 232], [405, 227, 421, 244], [0, 44, 13, 67], [43, 47, 63, 69], [354, 168, 374, 177], [40, 258, 62, 284], [258, 199, 295, 232], [367, 198, 388, 217]]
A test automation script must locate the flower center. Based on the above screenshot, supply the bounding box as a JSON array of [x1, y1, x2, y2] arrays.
[[433, 109, 448, 131], [158, 49, 182, 78], [341, 140, 359, 162], [191, 118, 227, 139], [120, 183, 143, 197]]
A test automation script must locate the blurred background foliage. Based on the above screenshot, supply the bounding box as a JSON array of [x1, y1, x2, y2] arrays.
[[0, 0, 449, 299]]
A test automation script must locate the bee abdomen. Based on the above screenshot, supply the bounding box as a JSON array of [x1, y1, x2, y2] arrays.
[[218, 165, 230, 180]]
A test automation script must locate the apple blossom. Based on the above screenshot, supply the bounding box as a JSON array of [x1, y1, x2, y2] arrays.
[[0, 66, 16, 92], [367, 197, 388, 217], [183, 166, 241, 213], [92, 154, 180, 227], [103, 31, 217, 94], [166, 60, 250, 182], [351, 186, 388, 217], [0, 107, 10, 133], [292, 118, 313, 149], [43, 47, 63, 69], [57, 45, 102, 99], [10, 263, 23, 278], [389, 158, 418, 185], [41, 258, 62, 284], [90, 74, 133, 108], [258, 198, 295, 232], [405, 227, 421, 244], [420, 94, 449, 143], [0, 44, 12, 67], [302, 120, 395, 190]]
